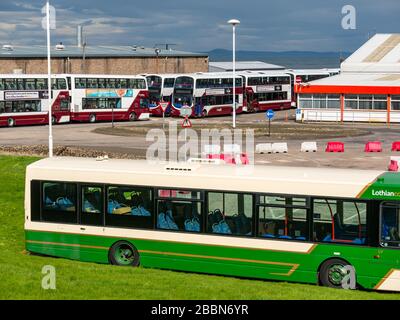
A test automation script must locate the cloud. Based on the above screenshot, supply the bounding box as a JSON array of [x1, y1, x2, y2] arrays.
[[0, 0, 398, 52]]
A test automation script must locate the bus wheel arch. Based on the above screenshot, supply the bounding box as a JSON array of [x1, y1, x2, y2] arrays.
[[89, 114, 96, 123], [317, 257, 356, 289], [108, 240, 140, 267], [7, 117, 15, 127]]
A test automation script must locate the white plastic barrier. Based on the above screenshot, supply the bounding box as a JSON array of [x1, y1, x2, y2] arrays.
[[203, 144, 220, 154], [301, 141, 317, 152], [256, 143, 272, 154], [224, 144, 241, 154], [272, 143, 288, 153]]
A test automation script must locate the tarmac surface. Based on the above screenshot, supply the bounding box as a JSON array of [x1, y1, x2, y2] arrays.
[[1, 109, 400, 170]]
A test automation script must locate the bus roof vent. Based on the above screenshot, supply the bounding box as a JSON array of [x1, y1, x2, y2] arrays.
[[2, 44, 13, 51], [164, 165, 193, 172]]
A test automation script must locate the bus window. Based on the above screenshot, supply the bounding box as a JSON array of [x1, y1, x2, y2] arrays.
[[42, 182, 77, 223], [258, 195, 308, 240], [25, 79, 36, 90], [313, 199, 367, 245], [157, 200, 201, 232], [75, 78, 86, 89], [81, 186, 104, 226], [207, 192, 253, 236], [87, 78, 98, 89], [258, 206, 307, 240], [106, 186, 153, 229], [380, 203, 400, 248], [0, 102, 4, 113]]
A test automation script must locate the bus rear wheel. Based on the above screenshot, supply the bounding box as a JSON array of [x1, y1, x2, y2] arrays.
[[7, 118, 14, 127], [319, 258, 355, 289], [89, 114, 96, 123], [109, 241, 140, 267], [129, 112, 137, 121]]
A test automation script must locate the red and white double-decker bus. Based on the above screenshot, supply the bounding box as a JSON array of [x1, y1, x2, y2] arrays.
[[69, 74, 150, 122], [240, 71, 292, 112], [144, 74, 177, 116], [171, 73, 243, 117], [0, 74, 70, 127]]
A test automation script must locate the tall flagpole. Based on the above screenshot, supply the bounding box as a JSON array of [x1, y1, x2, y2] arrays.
[[46, 1, 53, 157]]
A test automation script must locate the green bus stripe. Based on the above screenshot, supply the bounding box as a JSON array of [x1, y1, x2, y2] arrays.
[[139, 249, 300, 276]]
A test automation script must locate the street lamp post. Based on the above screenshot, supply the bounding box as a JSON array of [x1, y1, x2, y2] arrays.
[[228, 19, 240, 129], [46, 1, 53, 157], [155, 48, 161, 73]]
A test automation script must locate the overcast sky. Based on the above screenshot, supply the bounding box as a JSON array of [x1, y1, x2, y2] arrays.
[[0, 0, 399, 52]]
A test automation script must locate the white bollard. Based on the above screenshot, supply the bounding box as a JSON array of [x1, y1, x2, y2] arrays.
[[256, 143, 272, 154], [301, 141, 317, 152], [272, 143, 288, 153]]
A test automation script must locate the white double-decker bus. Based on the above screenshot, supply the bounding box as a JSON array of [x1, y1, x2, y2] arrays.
[[171, 72, 243, 117], [0, 74, 70, 127], [240, 71, 292, 113], [144, 74, 178, 116], [69, 74, 150, 123]]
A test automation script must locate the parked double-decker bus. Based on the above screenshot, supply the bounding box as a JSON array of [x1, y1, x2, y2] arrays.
[[240, 71, 292, 113], [25, 157, 400, 291], [69, 74, 150, 123], [144, 74, 177, 116], [0, 74, 70, 127], [285, 69, 339, 108], [171, 72, 243, 117]]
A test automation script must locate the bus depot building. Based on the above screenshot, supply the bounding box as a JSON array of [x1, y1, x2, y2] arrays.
[[295, 34, 400, 123], [0, 44, 208, 75]]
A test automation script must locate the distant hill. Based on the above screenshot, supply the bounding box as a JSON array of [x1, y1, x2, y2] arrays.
[[206, 49, 352, 69]]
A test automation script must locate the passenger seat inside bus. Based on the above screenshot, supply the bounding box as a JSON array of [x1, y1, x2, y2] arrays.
[[208, 209, 232, 234], [157, 201, 178, 230]]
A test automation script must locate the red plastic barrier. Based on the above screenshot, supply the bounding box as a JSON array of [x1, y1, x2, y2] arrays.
[[388, 160, 399, 172], [240, 153, 250, 164], [206, 153, 249, 165], [223, 154, 235, 164], [325, 142, 344, 152], [206, 154, 220, 159], [365, 141, 382, 152], [392, 141, 400, 152]]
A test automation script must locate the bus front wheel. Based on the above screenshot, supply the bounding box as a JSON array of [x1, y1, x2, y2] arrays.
[[51, 116, 56, 125], [129, 112, 137, 121], [319, 258, 355, 289], [109, 241, 140, 267], [89, 114, 96, 123], [7, 118, 14, 127]]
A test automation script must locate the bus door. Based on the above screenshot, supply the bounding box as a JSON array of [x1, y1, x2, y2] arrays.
[[366, 202, 400, 290]]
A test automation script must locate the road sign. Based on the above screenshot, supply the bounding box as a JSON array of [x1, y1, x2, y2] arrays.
[[266, 109, 275, 119], [181, 116, 192, 128], [180, 106, 192, 117], [159, 102, 169, 112]]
